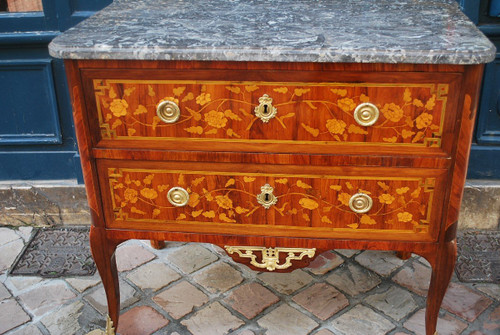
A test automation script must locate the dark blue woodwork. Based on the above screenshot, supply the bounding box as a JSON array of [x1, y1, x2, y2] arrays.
[[0, 0, 112, 182]]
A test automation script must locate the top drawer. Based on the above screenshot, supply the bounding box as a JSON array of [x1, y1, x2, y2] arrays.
[[84, 71, 461, 156]]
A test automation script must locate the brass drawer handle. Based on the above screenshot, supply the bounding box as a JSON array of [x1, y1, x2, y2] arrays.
[[157, 100, 181, 123], [349, 193, 373, 213], [256, 184, 278, 209], [167, 187, 189, 207], [353, 102, 379, 127], [254, 94, 277, 123]]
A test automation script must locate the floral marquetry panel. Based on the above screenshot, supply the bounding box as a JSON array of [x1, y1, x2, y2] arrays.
[[103, 166, 440, 237], [92, 79, 448, 149]]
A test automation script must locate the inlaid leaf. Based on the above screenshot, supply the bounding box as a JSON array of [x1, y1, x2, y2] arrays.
[[413, 99, 424, 107], [287, 208, 298, 215], [411, 187, 421, 199], [191, 209, 203, 217], [143, 174, 154, 185], [109, 87, 117, 99], [397, 211, 413, 222], [111, 119, 122, 129], [323, 206, 332, 212], [140, 188, 158, 200], [127, 128, 136, 136], [130, 207, 145, 215], [105, 113, 113, 122], [330, 185, 342, 191], [124, 87, 136, 96], [134, 105, 148, 115], [182, 92, 194, 102], [152, 116, 161, 130], [347, 223, 359, 229], [338, 193, 351, 206], [113, 183, 124, 189], [334, 135, 341, 141], [202, 210, 216, 218], [419, 204, 427, 215], [321, 216, 332, 224], [279, 113, 295, 121], [176, 213, 187, 220], [425, 95, 436, 111], [226, 129, 241, 138], [184, 126, 204, 134], [430, 124, 440, 130], [346, 182, 354, 190], [148, 85, 155, 97], [188, 192, 200, 207], [301, 123, 319, 137], [203, 188, 213, 201], [152, 209, 161, 218], [360, 215, 376, 225], [157, 184, 169, 192], [191, 177, 205, 186], [299, 198, 319, 210], [377, 181, 390, 191], [224, 109, 242, 121], [294, 88, 310, 96], [275, 178, 288, 184], [359, 93, 370, 102], [239, 108, 251, 116], [225, 179, 235, 187], [245, 85, 259, 92], [330, 88, 347, 97], [405, 117, 414, 128], [359, 189, 371, 195], [305, 101, 317, 109], [398, 196, 407, 207], [225, 86, 241, 94], [296, 180, 312, 189], [273, 87, 288, 94], [302, 213, 311, 222], [178, 174, 185, 186], [403, 88, 412, 102], [243, 176, 255, 183], [348, 124, 368, 135], [124, 174, 131, 185], [235, 206, 249, 214], [383, 136, 398, 143], [205, 129, 218, 135], [276, 202, 288, 213], [396, 187, 410, 194], [173, 86, 186, 96], [402, 129, 415, 139], [219, 213, 236, 223], [185, 106, 201, 120], [411, 131, 425, 143]]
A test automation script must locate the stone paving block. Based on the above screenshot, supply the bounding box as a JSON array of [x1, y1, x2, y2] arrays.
[[335, 249, 359, 258], [474, 283, 500, 300], [258, 304, 318, 335], [5, 276, 43, 293], [153, 281, 208, 319], [329, 304, 395, 335], [442, 282, 492, 322], [403, 308, 467, 335], [167, 244, 218, 274], [0, 227, 21, 245], [0, 299, 31, 333], [469, 331, 486, 335], [355, 250, 404, 276], [18, 281, 76, 317], [0, 281, 11, 301], [326, 263, 381, 296], [482, 305, 500, 334], [66, 275, 101, 293], [314, 330, 335, 335], [392, 260, 431, 296], [16, 227, 33, 242], [40, 301, 84, 335], [181, 302, 244, 335], [292, 283, 349, 320], [364, 286, 418, 321], [258, 269, 313, 295], [116, 306, 169, 335], [224, 282, 279, 319], [393, 332, 412, 335], [116, 244, 156, 272], [8, 324, 43, 335], [0, 239, 24, 273], [306, 251, 344, 275], [127, 261, 180, 291], [193, 262, 243, 294], [236, 330, 255, 335], [84, 279, 139, 315]]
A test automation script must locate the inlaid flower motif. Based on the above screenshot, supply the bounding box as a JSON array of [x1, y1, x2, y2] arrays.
[[378, 193, 395, 205], [397, 211, 413, 222], [415, 112, 433, 129], [215, 194, 233, 209], [123, 188, 138, 203], [381, 103, 404, 122], [326, 119, 347, 135], [196, 93, 211, 105], [160, 96, 179, 105], [337, 98, 356, 112], [140, 188, 158, 200], [338, 192, 351, 206], [110, 99, 129, 117], [299, 198, 319, 210], [204, 110, 228, 128]]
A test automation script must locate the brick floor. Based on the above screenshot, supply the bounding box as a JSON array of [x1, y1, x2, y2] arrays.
[[0, 227, 499, 335], [115, 244, 156, 272]]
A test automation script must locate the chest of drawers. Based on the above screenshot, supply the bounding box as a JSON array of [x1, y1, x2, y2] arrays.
[[50, 1, 495, 334]]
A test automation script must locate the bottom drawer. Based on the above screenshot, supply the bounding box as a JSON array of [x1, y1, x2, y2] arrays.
[[98, 160, 447, 242]]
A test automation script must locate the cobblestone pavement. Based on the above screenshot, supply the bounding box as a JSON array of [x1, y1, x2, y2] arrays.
[[0, 226, 499, 335]]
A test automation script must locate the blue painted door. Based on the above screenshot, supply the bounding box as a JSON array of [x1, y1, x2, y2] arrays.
[[460, 0, 500, 179], [0, 0, 111, 181]]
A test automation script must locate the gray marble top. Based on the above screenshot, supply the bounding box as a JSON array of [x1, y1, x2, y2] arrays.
[[49, 0, 496, 64]]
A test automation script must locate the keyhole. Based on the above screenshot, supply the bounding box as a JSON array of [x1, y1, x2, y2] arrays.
[[263, 104, 268, 114], [265, 193, 270, 202]]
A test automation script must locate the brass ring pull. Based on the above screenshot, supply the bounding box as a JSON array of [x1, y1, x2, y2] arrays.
[[167, 187, 190, 207], [156, 100, 181, 123], [348, 193, 373, 214], [256, 184, 278, 209], [254, 94, 277, 123], [353, 102, 379, 127]]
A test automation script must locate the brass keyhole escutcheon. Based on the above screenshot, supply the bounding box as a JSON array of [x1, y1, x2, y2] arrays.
[[156, 100, 181, 123], [348, 193, 373, 214], [254, 94, 277, 123], [353, 102, 379, 127], [256, 184, 278, 209], [167, 187, 190, 207]]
